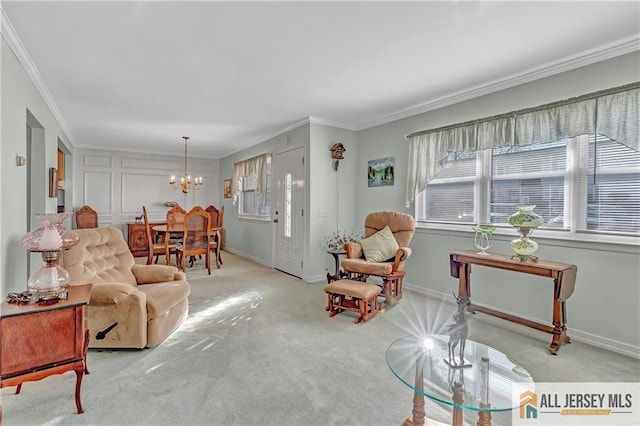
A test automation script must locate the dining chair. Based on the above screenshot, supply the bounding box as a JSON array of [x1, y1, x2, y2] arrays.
[[75, 205, 98, 229], [165, 204, 186, 263], [205, 205, 224, 267], [175, 206, 211, 274], [143, 206, 178, 265]]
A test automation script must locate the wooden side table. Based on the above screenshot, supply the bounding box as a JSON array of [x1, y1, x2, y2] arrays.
[[326, 248, 347, 283], [0, 284, 92, 416], [449, 250, 577, 354]]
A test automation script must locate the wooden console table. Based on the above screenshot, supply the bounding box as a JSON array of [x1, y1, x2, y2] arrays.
[[0, 284, 92, 417], [449, 250, 577, 355]]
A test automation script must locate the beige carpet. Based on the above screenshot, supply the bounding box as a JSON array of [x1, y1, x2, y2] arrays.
[[2, 252, 638, 426]]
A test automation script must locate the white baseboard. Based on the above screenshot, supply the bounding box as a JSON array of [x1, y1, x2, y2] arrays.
[[221, 248, 272, 269], [223, 248, 328, 283], [404, 282, 640, 360]]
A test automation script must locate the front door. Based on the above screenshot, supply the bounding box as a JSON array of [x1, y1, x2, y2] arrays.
[[274, 147, 305, 278]]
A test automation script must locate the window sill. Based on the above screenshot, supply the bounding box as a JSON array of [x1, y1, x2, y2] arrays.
[[416, 222, 640, 255]]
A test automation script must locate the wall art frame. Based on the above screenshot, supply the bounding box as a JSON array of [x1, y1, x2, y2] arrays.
[[223, 179, 233, 198], [367, 157, 395, 187]]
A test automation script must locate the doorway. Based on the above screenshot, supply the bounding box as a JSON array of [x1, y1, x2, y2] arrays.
[[274, 147, 305, 278], [26, 110, 46, 280]]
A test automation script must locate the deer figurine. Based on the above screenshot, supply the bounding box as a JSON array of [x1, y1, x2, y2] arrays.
[[445, 292, 471, 368]]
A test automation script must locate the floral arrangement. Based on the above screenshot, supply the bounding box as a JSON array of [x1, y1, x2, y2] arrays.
[[324, 229, 364, 250]]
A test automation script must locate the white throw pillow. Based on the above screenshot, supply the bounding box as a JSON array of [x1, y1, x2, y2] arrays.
[[359, 225, 399, 263]]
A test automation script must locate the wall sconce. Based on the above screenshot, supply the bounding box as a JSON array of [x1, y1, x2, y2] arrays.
[[329, 143, 345, 171]]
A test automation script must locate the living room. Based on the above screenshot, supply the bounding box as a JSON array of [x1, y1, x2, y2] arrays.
[[1, 2, 639, 424]]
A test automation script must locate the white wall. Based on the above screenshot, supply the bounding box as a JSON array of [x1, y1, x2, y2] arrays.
[[1, 37, 72, 295], [73, 147, 220, 233], [308, 123, 358, 281], [356, 52, 640, 356]]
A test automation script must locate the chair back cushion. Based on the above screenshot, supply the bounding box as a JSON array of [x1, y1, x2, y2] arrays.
[[364, 211, 416, 248], [359, 225, 399, 262], [62, 227, 137, 286]]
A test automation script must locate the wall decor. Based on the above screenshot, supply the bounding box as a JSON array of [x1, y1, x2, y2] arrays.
[[367, 157, 394, 187], [49, 167, 58, 198], [223, 179, 233, 198]]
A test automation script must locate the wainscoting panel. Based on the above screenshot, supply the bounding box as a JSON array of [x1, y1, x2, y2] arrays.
[[83, 154, 112, 168], [83, 170, 112, 212], [121, 155, 181, 171]]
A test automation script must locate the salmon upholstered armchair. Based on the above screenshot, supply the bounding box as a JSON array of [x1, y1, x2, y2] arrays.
[[341, 211, 416, 307]]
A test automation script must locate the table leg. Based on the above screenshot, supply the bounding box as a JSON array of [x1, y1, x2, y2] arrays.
[[457, 263, 471, 301], [404, 351, 425, 426], [327, 253, 341, 283], [477, 409, 492, 426], [452, 382, 464, 426], [549, 281, 571, 355], [74, 365, 84, 414]]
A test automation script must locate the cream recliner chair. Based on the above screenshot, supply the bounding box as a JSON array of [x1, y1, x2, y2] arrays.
[[341, 211, 415, 307], [62, 227, 190, 349]]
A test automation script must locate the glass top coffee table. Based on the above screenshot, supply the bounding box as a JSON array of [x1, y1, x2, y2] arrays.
[[386, 335, 535, 426]]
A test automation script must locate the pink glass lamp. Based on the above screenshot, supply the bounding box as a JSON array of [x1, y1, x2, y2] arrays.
[[20, 213, 79, 298]]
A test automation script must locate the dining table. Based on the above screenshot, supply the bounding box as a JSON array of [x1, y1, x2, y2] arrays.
[[152, 224, 222, 268]]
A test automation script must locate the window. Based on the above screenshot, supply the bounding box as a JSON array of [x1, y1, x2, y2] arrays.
[[235, 154, 271, 220], [285, 173, 292, 237], [416, 135, 640, 237]]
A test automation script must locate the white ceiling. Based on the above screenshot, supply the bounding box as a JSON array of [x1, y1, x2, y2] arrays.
[[2, 1, 639, 159]]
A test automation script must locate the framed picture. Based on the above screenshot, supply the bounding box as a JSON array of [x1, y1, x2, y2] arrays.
[[223, 179, 233, 198], [367, 157, 394, 187], [49, 167, 58, 198]]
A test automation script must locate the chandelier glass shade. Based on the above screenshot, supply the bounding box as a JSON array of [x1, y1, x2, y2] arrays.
[[169, 136, 203, 193]]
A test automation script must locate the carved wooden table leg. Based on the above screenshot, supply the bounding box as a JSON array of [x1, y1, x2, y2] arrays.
[[549, 281, 571, 354], [477, 409, 492, 426], [404, 351, 425, 426], [452, 382, 464, 426], [74, 365, 84, 414]]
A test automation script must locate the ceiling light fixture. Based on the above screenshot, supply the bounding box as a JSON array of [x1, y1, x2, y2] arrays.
[[169, 136, 203, 193]]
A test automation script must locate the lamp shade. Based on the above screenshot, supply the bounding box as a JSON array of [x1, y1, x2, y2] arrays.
[[21, 213, 79, 251]]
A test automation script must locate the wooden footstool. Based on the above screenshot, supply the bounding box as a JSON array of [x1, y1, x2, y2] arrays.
[[324, 279, 382, 324]]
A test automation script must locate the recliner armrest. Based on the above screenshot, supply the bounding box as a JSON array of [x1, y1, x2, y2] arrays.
[[396, 247, 412, 261], [344, 242, 363, 259], [131, 264, 181, 285], [89, 282, 140, 304], [392, 247, 412, 272]]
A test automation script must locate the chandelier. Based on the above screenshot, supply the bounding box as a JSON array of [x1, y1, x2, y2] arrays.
[[169, 136, 203, 193]]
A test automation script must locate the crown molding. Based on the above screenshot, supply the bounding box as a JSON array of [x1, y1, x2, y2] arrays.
[[357, 36, 640, 131], [307, 116, 358, 131], [1, 7, 74, 145]]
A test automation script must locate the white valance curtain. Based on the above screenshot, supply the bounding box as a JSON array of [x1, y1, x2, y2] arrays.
[[405, 83, 640, 207], [232, 153, 269, 205]]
